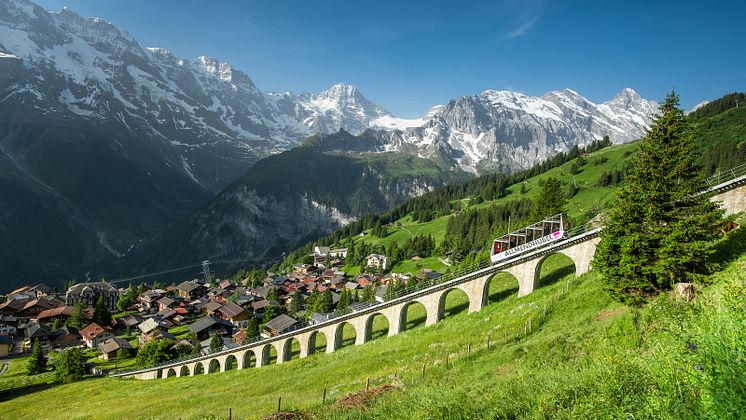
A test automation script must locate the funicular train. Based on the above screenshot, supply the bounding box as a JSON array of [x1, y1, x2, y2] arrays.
[[490, 213, 567, 264]]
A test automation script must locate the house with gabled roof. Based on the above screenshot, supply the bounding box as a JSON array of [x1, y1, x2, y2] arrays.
[[262, 314, 299, 337], [175, 280, 207, 300], [98, 337, 134, 360], [80, 322, 114, 349]]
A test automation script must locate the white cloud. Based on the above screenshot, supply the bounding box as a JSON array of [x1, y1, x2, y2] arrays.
[[507, 14, 540, 38]]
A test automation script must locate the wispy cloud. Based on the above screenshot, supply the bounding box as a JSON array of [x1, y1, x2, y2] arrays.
[[507, 14, 540, 38], [503, 0, 545, 39]]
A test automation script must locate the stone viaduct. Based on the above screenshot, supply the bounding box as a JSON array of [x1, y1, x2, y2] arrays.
[[114, 170, 746, 380]]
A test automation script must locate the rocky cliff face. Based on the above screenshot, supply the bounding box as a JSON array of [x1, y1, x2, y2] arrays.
[[128, 145, 468, 272]]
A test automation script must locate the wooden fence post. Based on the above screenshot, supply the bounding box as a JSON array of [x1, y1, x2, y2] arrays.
[[366, 377, 370, 391], [422, 363, 426, 378], [277, 396, 281, 413], [487, 334, 490, 350], [322, 387, 327, 404]]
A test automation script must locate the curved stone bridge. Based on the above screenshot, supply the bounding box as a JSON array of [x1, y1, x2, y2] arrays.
[[115, 169, 746, 380]]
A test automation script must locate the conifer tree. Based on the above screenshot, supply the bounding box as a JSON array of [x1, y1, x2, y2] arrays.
[[27, 339, 47, 375], [209, 334, 223, 353], [289, 290, 303, 315], [246, 316, 259, 338], [593, 91, 723, 305], [530, 177, 566, 220], [336, 289, 351, 314], [92, 297, 112, 326], [69, 300, 87, 329]]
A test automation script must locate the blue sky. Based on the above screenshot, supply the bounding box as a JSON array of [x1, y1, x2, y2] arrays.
[[35, 0, 745, 117]]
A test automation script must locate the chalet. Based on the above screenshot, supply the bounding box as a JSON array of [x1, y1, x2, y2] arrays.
[[292, 264, 315, 275], [156, 308, 178, 323], [207, 287, 230, 300], [139, 329, 176, 345], [262, 314, 299, 337], [188, 316, 233, 341], [139, 290, 162, 311], [118, 314, 144, 330], [0, 335, 12, 358], [157, 297, 175, 312], [23, 323, 53, 349], [0, 299, 26, 316], [232, 329, 248, 346], [80, 322, 114, 349], [137, 318, 161, 335], [51, 326, 80, 348], [218, 279, 236, 290], [175, 281, 207, 300], [251, 299, 270, 316], [28, 284, 53, 299], [66, 281, 118, 310], [218, 302, 250, 327], [203, 300, 224, 316], [366, 254, 388, 271], [36, 306, 73, 325], [16, 297, 62, 319], [98, 337, 134, 360]]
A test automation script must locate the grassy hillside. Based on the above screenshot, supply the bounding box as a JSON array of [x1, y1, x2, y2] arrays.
[[2, 219, 744, 418]]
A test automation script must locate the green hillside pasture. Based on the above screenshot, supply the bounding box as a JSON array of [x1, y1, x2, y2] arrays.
[[0, 254, 577, 419]]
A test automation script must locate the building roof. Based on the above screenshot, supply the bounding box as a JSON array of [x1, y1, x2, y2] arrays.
[[251, 300, 270, 310], [30, 284, 53, 296], [158, 297, 175, 307], [37, 306, 73, 320], [52, 325, 79, 340], [138, 318, 160, 334], [176, 281, 203, 293], [204, 301, 223, 312], [66, 281, 116, 295], [98, 337, 133, 354], [80, 322, 111, 340], [26, 323, 52, 340], [0, 335, 13, 345], [188, 316, 219, 334], [263, 314, 299, 333], [0, 299, 27, 313], [218, 302, 246, 319], [308, 312, 334, 325], [21, 298, 61, 313]]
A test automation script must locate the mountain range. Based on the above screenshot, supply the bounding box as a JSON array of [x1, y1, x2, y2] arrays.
[[0, 0, 663, 288]]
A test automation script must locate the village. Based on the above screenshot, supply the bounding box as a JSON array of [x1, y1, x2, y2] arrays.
[[0, 247, 444, 373]]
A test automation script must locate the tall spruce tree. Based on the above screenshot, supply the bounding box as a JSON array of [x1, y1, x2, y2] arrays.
[[27, 339, 47, 375], [530, 177, 566, 221], [92, 297, 112, 326], [69, 300, 87, 329], [592, 91, 723, 305]]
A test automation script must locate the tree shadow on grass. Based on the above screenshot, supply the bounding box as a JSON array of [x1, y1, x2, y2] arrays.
[[708, 224, 746, 269], [0, 382, 56, 402]]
